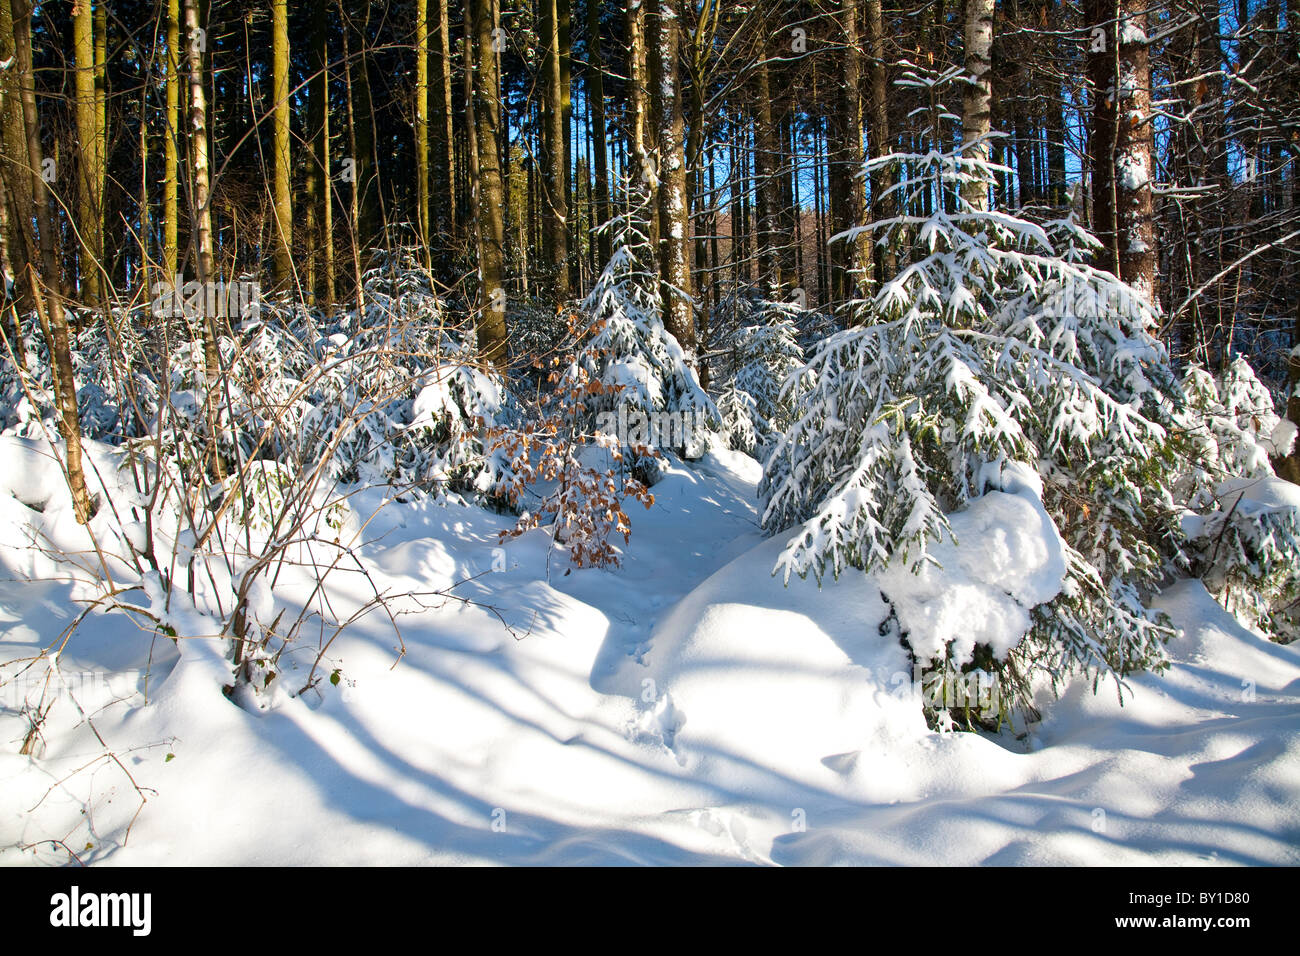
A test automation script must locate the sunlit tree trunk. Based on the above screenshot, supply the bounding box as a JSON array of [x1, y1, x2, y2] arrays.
[[0, 0, 32, 325], [1114, 1, 1156, 303], [12, 0, 92, 522], [163, 0, 180, 282], [587, 0, 611, 264], [961, 0, 996, 212], [828, 0, 867, 301], [72, 0, 103, 304], [541, 0, 570, 300], [647, 0, 694, 354], [271, 0, 293, 285], [469, 0, 508, 364], [415, 0, 431, 264]]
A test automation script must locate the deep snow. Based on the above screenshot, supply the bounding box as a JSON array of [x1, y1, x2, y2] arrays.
[[1, 446, 1297, 865]]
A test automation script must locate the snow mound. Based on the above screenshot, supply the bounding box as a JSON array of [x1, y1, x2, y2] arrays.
[[638, 534, 923, 788], [878, 467, 1067, 666], [1216, 474, 1300, 514]]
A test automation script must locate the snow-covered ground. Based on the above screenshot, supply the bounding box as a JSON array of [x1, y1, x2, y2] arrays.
[[1, 447, 1297, 865]]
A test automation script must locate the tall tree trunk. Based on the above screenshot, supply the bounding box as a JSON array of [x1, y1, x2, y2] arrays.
[[962, 0, 996, 212], [337, 0, 365, 317], [1086, 0, 1120, 277], [469, 0, 507, 364], [863, 0, 893, 284], [0, 0, 32, 323], [828, 0, 867, 301], [184, 0, 214, 285], [754, 35, 783, 293], [1114, 0, 1156, 303], [415, 0, 430, 264], [541, 0, 570, 300], [587, 0, 611, 264], [271, 0, 293, 285], [625, 0, 656, 247], [349, 2, 379, 256], [12, 0, 92, 522], [310, 1, 335, 308], [163, 0, 181, 281], [183, 0, 224, 480], [431, 0, 456, 236], [646, 0, 694, 354], [559, 0, 575, 291], [72, 0, 103, 305]]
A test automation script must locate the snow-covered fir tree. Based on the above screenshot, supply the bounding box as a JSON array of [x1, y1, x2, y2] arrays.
[[1176, 358, 1300, 641], [562, 194, 716, 462], [760, 63, 1186, 717], [710, 288, 808, 456]]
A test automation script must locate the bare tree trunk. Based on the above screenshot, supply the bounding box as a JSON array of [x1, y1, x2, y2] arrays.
[[587, 0, 611, 263], [1115, 0, 1156, 303], [828, 0, 867, 301], [183, 0, 224, 481], [754, 32, 783, 294], [961, 0, 996, 212], [72, 0, 103, 305], [647, 0, 694, 354], [431, 0, 456, 237], [863, 0, 894, 284], [415, 0, 431, 265], [625, 0, 656, 247], [271, 0, 293, 285], [469, 0, 508, 365], [163, 0, 180, 281], [1087, 0, 1120, 277], [310, 1, 335, 308], [12, 0, 92, 522], [559, 0, 575, 292], [337, 0, 365, 318], [0, 0, 32, 327], [348, 1, 379, 256], [541, 0, 570, 301]]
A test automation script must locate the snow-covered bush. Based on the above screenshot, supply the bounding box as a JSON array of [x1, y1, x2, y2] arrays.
[[564, 203, 716, 465], [760, 66, 1183, 723], [491, 311, 657, 569], [709, 288, 807, 455], [0, 256, 521, 715], [1176, 359, 1300, 642]]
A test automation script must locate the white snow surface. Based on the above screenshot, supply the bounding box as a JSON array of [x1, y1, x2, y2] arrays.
[[1, 445, 1298, 865], [878, 466, 1067, 666]]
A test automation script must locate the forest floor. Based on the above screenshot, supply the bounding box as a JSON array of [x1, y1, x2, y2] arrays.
[[1, 447, 1298, 865]]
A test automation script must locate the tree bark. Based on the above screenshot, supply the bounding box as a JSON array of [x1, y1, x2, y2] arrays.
[[1114, 0, 1156, 303], [961, 0, 996, 211], [271, 0, 293, 285], [0, 0, 32, 322], [310, 1, 335, 308], [1087, 0, 1120, 277], [12, 0, 92, 522], [163, 0, 180, 281], [646, 0, 694, 353], [431, 0, 456, 236], [587, 0, 611, 264], [415, 0, 430, 264], [72, 0, 103, 305], [469, 0, 508, 365], [541, 0, 570, 300], [828, 0, 867, 300], [754, 33, 783, 293], [863, 0, 893, 284]]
